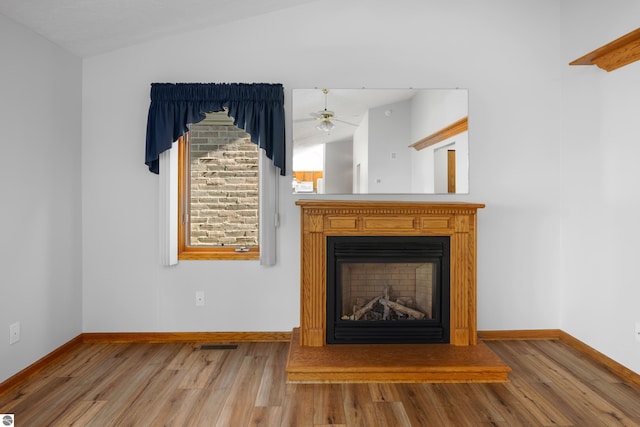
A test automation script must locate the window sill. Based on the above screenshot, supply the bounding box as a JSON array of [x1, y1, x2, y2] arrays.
[[178, 247, 260, 261]]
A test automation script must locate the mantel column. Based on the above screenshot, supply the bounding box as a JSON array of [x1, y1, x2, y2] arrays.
[[450, 213, 478, 345], [300, 213, 325, 346]]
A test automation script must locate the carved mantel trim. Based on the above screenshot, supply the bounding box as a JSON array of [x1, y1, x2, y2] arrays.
[[296, 200, 485, 347]]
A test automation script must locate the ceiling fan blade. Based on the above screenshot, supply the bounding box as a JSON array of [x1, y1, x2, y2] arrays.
[[310, 110, 334, 118], [333, 118, 358, 127]]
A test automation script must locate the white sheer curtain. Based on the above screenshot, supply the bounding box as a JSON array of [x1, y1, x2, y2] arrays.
[[158, 146, 278, 266], [159, 147, 178, 266], [259, 150, 278, 266]]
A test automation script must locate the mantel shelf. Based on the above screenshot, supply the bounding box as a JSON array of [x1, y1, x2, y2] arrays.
[[570, 27, 640, 72]]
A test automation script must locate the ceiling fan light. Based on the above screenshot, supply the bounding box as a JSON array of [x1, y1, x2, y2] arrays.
[[317, 120, 335, 132]]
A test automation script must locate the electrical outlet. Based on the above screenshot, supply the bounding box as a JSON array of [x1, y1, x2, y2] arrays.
[[9, 322, 20, 345], [195, 291, 205, 306], [635, 322, 640, 342]]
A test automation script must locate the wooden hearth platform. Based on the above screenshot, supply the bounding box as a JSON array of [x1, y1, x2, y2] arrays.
[[286, 328, 511, 383]]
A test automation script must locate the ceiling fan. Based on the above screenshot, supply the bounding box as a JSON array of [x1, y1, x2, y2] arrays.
[[305, 88, 358, 132], [312, 89, 336, 132]]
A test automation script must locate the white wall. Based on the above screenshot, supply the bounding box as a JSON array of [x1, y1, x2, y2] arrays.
[[433, 144, 452, 193], [560, 0, 640, 374], [81, 0, 565, 342], [80, 0, 640, 375], [410, 89, 469, 193], [323, 140, 353, 194], [352, 112, 369, 193], [368, 100, 412, 193], [292, 144, 323, 171], [0, 15, 82, 382]]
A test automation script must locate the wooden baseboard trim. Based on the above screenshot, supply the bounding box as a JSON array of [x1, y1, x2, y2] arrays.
[[478, 329, 640, 387], [478, 329, 562, 341], [558, 330, 640, 388], [0, 334, 84, 398], [80, 331, 292, 344]]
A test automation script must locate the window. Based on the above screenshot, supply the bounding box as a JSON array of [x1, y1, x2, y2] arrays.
[[147, 82, 284, 266], [178, 112, 260, 260]]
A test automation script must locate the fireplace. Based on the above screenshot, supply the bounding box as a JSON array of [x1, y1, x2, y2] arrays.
[[294, 200, 484, 347], [326, 235, 450, 344], [286, 200, 511, 383]]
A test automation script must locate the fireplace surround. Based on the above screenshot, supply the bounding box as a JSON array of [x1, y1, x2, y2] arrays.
[[286, 200, 511, 383], [295, 200, 484, 347]]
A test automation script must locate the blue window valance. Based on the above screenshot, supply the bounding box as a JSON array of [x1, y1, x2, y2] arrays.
[[145, 82, 285, 175]]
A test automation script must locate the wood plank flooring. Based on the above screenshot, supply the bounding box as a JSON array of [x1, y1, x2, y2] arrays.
[[1, 339, 639, 426]]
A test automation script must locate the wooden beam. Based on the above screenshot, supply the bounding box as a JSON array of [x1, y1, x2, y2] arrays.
[[410, 116, 468, 151], [570, 27, 640, 72]]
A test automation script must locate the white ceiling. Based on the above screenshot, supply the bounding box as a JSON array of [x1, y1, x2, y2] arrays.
[[0, 0, 318, 57], [0, 1, 445, 153]]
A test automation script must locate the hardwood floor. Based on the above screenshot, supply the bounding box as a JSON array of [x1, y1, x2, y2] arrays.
[[1, 339, 639, 426]]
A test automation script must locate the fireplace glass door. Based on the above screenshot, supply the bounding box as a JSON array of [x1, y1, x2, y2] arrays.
[[327, 236, 450, 344]]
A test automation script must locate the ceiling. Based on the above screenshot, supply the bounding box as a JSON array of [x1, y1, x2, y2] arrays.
[[0, 0, 422, 152], [0, 0, 318, 57], [1, 0, 433, 152]]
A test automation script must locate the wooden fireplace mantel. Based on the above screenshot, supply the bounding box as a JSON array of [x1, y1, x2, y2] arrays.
[[296, 200, 485, 347]]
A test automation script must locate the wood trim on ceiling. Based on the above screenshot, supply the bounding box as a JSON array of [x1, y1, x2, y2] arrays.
[[410, 116, 468, 151], [570, 27, 640, 72]]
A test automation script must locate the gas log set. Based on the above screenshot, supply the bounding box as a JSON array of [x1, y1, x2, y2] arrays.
[[341, 284, 428, 321]]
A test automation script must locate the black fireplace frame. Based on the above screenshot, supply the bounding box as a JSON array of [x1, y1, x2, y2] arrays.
[[326, 235, 450, 344]]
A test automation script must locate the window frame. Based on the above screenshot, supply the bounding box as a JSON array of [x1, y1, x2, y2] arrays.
[[177, 133, 260, 261]]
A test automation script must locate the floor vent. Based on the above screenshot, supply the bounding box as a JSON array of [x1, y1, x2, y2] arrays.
[[199, 344, 238, 350]]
